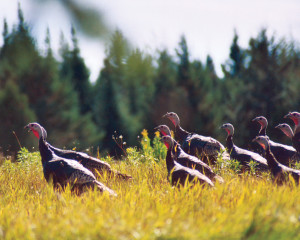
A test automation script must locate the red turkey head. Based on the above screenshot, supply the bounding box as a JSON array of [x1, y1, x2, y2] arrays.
[[284, 112, 300, 127], [160, 135, 174, 150], [25, 123, 47, 140], [163, 112, 180, 127], [252, 136, 270, 150], [275, 123, 294, 138], [252, 116, 268, 129], [220, 123, 234, 136], [154, 125, 171, 137]]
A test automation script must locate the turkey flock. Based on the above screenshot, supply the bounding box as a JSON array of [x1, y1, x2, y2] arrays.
[[25, 111, 300, 195]]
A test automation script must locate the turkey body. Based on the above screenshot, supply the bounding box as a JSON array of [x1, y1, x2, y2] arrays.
[[161, 136, 215, 187], [253, 116, 296, 166], [163, 112, 229, 164], [181, 133, 229, 164], [227, 136, 268, 171], [39, 137, 117, 196], [172, 142, 224, 183], [292, 132, 300, 153], [254, 136, 300, 184], [47, 144, 131, 180], [27, 123, 131, 180], [267, 140, 297, 166], [221, 123, 268, 171]]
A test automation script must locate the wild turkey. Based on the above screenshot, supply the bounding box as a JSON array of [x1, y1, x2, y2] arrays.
[[253, 136, 300, 184], [163, 112, 230, 164], [276, 124, 300, 163], [252, 116, 268, 136], [160, 136, 214, 187], [252, 116, 296, 166], [154, 125, 172, 137], [220, 123, 268, 171], [155, 127, 224, 183], [25, 123, 117, 195], [284, 112, 300, 153], [25, 123, 132, 180]]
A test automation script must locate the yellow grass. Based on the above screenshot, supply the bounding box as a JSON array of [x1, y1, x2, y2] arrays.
[[1, 137, 300, 239]]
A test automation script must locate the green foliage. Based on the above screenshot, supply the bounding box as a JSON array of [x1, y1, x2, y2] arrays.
[[135, 129, 167, 163], [1, 5, 300, 156], [226, 158, 242, 172], [0, 9, 100, 152], [248, 160, 260, 175], [0, 81, 36, 154], [152, 131, 167, 161], [60, 26, 93, 115]]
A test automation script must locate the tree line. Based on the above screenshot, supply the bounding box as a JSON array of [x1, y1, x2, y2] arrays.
[[0, 7, 299, 156]]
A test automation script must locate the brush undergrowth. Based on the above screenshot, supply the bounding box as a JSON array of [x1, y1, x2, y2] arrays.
[[1, 131, 300, 240]]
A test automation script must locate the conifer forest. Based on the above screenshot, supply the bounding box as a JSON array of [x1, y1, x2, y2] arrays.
[[0, 6, 299, 156]]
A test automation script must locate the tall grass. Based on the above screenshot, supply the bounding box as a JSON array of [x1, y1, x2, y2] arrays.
[[0, 132, 300, 239]]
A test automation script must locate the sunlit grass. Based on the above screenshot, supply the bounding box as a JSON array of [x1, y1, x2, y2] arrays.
[[1, 134, 300, 239]]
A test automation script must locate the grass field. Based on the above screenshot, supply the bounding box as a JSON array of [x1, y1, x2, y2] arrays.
[[1, 131, 300, 239]]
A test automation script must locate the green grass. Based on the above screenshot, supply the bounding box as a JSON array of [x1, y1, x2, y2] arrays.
[[1, 132, 300, 239]]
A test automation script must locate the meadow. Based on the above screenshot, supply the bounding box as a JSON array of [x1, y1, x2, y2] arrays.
[[1, 131, 300, 240]]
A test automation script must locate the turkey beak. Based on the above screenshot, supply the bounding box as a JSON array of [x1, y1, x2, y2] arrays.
[[24, 124, 32, 132], [252, 117, 259, 122], [284, 113, 291, 119], [275, 125, 280, 129], [162, 113, 169, 118], [154, 126, 159, 130]]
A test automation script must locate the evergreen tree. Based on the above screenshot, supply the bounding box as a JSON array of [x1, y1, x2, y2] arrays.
[[60, 26, 93, 114], [93, 30, 131, 153], [2, 19, 8, 45], [0, 81, 36, 155], [174, 36, 197, 129], [152, 49, 178, 123], [93, 58, 120, 152], [176, 35, 190, 86], [124, 49, 155, 133], [0, 9, 100, 151], [222, 31, 245, 78]]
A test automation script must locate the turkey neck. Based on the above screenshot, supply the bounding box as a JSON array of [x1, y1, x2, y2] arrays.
[[175, 125, 189, 142], [294, 124, 300, 135], [265, 145, 281, 173], [165, 145, 177, 173], [258, 126, 267, 136], [292, 132, 300, 153], [39, 138, 53, 164], [226, 135, 234, 152]]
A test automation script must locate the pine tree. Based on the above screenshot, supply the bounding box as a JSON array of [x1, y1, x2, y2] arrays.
[[0, 81, 36, 155], [152, 49, 178, 123], [60, 26, 93, 115], [124, 49, 155, 133], [93, 30, 130, 153], [93, 58, 120, 152], [222, 31, 245, 78]]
